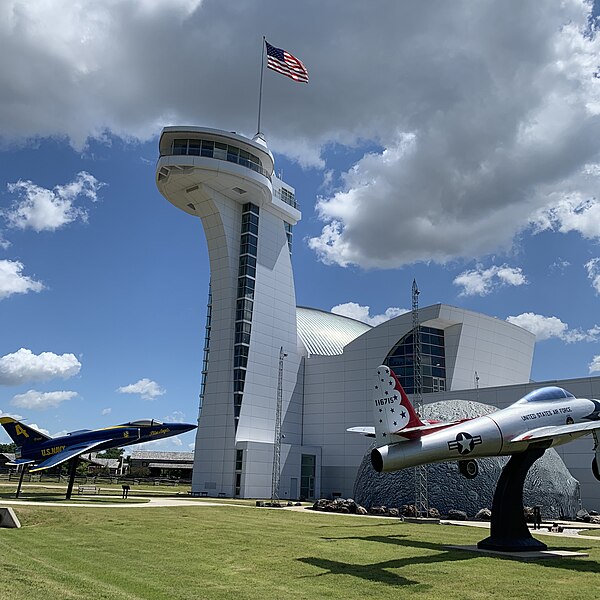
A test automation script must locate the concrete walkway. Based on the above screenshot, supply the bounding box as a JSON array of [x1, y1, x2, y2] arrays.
[[0, 495, 230, 509]]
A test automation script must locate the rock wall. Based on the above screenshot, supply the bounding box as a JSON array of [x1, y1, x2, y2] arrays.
[[353, 400, 581, 519]]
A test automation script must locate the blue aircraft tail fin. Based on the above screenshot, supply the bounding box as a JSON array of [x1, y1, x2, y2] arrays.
[[0, 417, 51, 448]]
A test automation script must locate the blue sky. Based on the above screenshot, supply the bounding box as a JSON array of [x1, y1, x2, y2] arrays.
[[1, 1, 600, 450]]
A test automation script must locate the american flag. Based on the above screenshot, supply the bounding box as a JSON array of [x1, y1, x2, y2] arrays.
[[265, 41, 309, 83]]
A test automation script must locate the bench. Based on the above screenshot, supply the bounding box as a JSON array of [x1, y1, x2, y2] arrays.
[[77, 485, 100, 495]]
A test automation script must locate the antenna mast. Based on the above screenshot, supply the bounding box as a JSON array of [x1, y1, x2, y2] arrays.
[[271, 346, 286, 503], [412, 279, 429, 517]]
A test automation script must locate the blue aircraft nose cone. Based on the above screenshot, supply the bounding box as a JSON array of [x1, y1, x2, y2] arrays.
[[174, 422, 198, 433]]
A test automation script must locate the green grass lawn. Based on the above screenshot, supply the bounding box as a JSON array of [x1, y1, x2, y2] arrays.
[[1, 505, 599, 600], [580, 528, 600, 537]]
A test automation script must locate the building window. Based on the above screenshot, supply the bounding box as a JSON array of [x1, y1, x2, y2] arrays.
[[235, 449, 244, 471], [166, 139, 270, 178], [284, 222, 293, 254], [232, 203, 260, 432], [300, 454, 316, 500], [384, 326, 446, 394]]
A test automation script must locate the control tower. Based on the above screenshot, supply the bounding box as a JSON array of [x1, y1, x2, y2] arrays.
[[156, 127, 303, 497]]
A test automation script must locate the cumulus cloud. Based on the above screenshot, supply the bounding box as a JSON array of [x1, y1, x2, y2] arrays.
[[101, 407, 112, 416], [11, 390, 78, 410], [590, 355, 600, 373], [331, 302, 408, 326], [506, 312, 600, 343], [4, 172, 104, 232], [163, 410, 186, 422], [0, 348, 81, 386], [1, 2, 599, 265], [585, 258, 600, 294], [0, 409, 24, 421], [454, 265, 527, 296], [0, 259, 44, 300], [117, 378, 165, 400], [0, 231, 10, 249], [28, 424, 51, 437]]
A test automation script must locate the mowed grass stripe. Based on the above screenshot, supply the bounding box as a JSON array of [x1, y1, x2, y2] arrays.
[[1, 505, 599, 600]]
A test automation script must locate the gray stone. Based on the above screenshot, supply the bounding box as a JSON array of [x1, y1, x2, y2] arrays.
[[589, 515, 600, 524], [0, 507, 21, 528], [353, 399, 580, 519], [576, 509, 590, 522], [475, 508, 492, 520], [448, 509, 468, 520]]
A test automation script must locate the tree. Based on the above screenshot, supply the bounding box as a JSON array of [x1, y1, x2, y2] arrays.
[[96, 448, 124, 459], [0, 443, 17, 453]]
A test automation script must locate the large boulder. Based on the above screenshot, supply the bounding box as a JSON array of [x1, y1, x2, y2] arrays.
[[353, 399, 580, 519]]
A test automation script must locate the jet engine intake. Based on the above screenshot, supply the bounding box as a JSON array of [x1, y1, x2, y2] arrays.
[[458, 459, 479, 479]]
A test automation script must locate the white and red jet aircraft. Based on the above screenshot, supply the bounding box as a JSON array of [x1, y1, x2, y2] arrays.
[[349, 365, 600, 480]]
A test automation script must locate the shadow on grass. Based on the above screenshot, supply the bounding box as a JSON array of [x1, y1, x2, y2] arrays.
[[299, 533, 600, 586], [0, 491, 146, 504]]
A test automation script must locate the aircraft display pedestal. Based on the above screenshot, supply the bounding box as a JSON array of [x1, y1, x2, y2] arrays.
[[477, 447, 548, 552], [65, 458, 79, 500]]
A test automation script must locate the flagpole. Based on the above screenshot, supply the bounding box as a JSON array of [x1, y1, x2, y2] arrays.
[[256, 36, 266, 136]]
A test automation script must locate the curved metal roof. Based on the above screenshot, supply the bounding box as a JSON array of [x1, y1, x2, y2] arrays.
[[296, 306, 372, 356]]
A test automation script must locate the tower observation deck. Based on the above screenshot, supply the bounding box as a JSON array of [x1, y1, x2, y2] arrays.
[[156, 127, 302, 498]]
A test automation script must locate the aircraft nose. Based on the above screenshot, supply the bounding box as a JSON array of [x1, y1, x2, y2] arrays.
[[178, 423, 198, 433]]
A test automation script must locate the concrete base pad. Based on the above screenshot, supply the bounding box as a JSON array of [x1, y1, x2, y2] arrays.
[[448, 545, 588, 560], [0, 507, 21, 528], [404, 517, 441, 524]]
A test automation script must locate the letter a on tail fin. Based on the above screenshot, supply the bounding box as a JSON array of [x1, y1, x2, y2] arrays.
[[373, 365, 424, 444], [0, 417, 51, 448]]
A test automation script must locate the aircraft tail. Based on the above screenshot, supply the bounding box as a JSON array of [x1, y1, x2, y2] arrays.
[[0, 417, 51, 448], [373, 365, 425, 443]]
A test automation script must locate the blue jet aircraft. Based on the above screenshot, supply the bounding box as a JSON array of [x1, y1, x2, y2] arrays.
[[0, 417, 197, 472]]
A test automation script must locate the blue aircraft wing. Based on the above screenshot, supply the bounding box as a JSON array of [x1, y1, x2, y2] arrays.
[[28, 439, 112, 473]]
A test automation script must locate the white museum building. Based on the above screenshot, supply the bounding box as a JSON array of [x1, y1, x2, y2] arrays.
[[156, 126, 600, 511]]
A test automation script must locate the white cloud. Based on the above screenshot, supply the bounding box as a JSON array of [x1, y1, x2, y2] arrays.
[[0, 231, 10, 249], [101, 407, 112, 416], [454, 265, 527, 296], [4, 172, 104, 232], [11, 389, 78, 410], [163, 410, 185, 422], [331, 302, 408, 326], [549, 259, 571, 273], [585, 258, 600, 294], [0, 259, 44, 300], [28, 424, 51, 437], [0, 2, 598, 265], [117, 378, 165, 400], [0, 409, 24, 421], [0, 348, 81, 386], [507, 312, 600, 343], [590, 355, 600, 373]]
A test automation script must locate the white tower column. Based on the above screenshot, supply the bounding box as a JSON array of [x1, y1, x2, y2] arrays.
[[156, 127, 301, 497]]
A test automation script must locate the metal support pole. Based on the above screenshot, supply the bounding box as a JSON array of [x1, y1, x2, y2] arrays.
[[65, 458, 79, 500], [15, 467, 26, 499], [412, 279, 428, 517]]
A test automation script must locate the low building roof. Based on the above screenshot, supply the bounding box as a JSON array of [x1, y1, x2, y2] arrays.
[[296, 306, 372, 356], [130, 451, 194, 462]]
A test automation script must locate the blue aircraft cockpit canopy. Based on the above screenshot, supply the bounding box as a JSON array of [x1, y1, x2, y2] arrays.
[[516, 386, 575, 404], [127, 419, 163, 426]]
